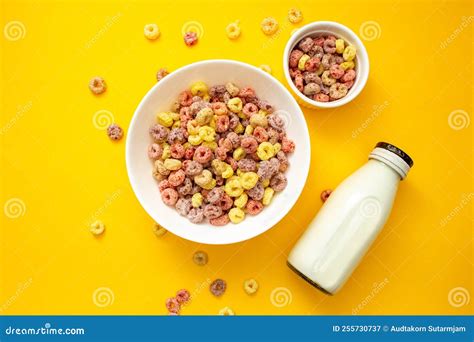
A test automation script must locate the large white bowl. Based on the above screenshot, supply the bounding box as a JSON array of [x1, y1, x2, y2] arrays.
[[283, 21, 369, 109], [126, 60, 310, 245]]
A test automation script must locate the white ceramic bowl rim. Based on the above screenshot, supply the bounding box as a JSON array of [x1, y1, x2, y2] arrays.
[[126, 59, 311, 244], [283, 21, 370, 109]]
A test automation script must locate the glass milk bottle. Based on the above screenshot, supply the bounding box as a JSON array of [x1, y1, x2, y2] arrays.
[[287, 142, 413, 294]]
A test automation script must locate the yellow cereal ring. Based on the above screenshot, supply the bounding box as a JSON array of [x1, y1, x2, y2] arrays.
[[169, 112, 180, 121], [196, 108, 213, 125], [198, 126, 216, 142], [343, 45, 357, 61], [229, 207, 245, 224], [340, 61, 355, 70], [90, 220, 105, 235], [156, 112, 173, 127], [257, 142, 275, 160], [212, 160, 226, 175], [202, 141, 217, 150], [258, 109, 268, 116], [226, 21, 241, 40], [187, 120, 200, 135], [233, 147, 246, 161], [192, 193, 203, 208], [316, 64, 325, 76], [227, 97, 243, 113], [335, 39, 345, 54], [161, 143, 171, 159], [190, 81, 208, 97], [172, 120, 181, 129], [164, 158, 182, 170], [188, 134, 203, 145], [234, 123, 244, 134], [249, 113, 268, 128], [144, 24, 160, 40], [273, 143, 281, 154], [262, 187, 275, 205], [221, 165, 234, 179], [240, 172, 259, 190], [234, 193, 248, 208], [261, 179, 270, 188], [194, 170, 213, 187], [298, 54, 311, 71], [224, 178, 243, 197], [200, 178, 216, 190], [245, 125, 254, 135], [261, 17, 279, 35]]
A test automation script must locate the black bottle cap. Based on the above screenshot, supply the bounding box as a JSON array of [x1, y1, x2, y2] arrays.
[[375, 142, 414, 167]]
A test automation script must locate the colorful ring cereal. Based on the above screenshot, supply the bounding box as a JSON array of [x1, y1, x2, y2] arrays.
[[193, 250, 208, 265], [289, 34, 357, 102], [210, 279, 227, 297], [148, 82, 295, 225], [288, 7, 303, 24], [226, 21, 241, 40], [261, 17, 279, 35], [89, 76, 107, 95], [243, 278, 259, 294], [144, 24, 160, 40]]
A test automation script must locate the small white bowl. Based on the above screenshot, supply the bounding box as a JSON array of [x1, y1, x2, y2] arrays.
[[283, 21, 369, 109], [126, 60, 311, 245]]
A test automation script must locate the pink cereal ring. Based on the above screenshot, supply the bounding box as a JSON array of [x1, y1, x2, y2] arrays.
[[176, 289, 191, 304], [238, 87, 256, 99], [314, 93, 330, 102], [170, 143, 185, 159], [343, 80, 355, 89], [294, 75, 304, 92], [179, 90, 193, 107], [218, 138, 233, 151], [148, 143, 163, 159], [289, 68, 302, 79], [184, 31, 198, 46], [246, 200, 264, 215], [313, 36, 325, 47], [168, 169, 186, 187], [289, 49, 304, 68], [241, 136, 258, 154], [329, 65, 345, 79], [165, 297, 180, 314], [184, 147, 195, 160], [216, 115, 230, 133], [194, 146, 213, 164], [210, 214, 230, 226], [305, 57, 320, 72], [219, 194, 233, 211], [281, 138, 295, 153], [226, 157, 238, 171], [253, 126, 269, 143], [340, 69, 356, 82], [158, 180, 172, 193], [242, 103, 258, 118], [212, 102, 228, 115], [161, 188, 179, 206], [215, 146, 228, 160], [207, 187, 224, 204]]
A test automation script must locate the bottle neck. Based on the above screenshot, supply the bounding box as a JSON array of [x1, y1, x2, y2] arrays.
[[369, 147, 410, 180]]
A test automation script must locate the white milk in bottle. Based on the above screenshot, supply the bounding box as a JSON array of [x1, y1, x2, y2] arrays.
[[287, 142, 413, 294]]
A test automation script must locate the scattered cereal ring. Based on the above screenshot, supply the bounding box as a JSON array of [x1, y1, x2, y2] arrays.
[[261, 17, 279, 35], [259, 64, 272, 74], [107, 124, 124, 141], [89, 76, 107, 95], [184, 31, 198, 46], [176, 289, 191, 304], [243, 278, 259, 294], [218, 307, 235, 315], [193, 251, 208, 265], [288, 7, 303, 23], [144, 24, 160, 40], [153, 222, 167, 237], [320, 189, 332, 202], [90, 220, 105, 235], [210, 279, 227, 297], [226, 21, 241, 40], [165, 297, 180, 314], [156, 68, 169, 82]]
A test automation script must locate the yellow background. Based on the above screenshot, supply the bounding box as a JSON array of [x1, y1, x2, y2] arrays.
[[1, 0, 472, 315]]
